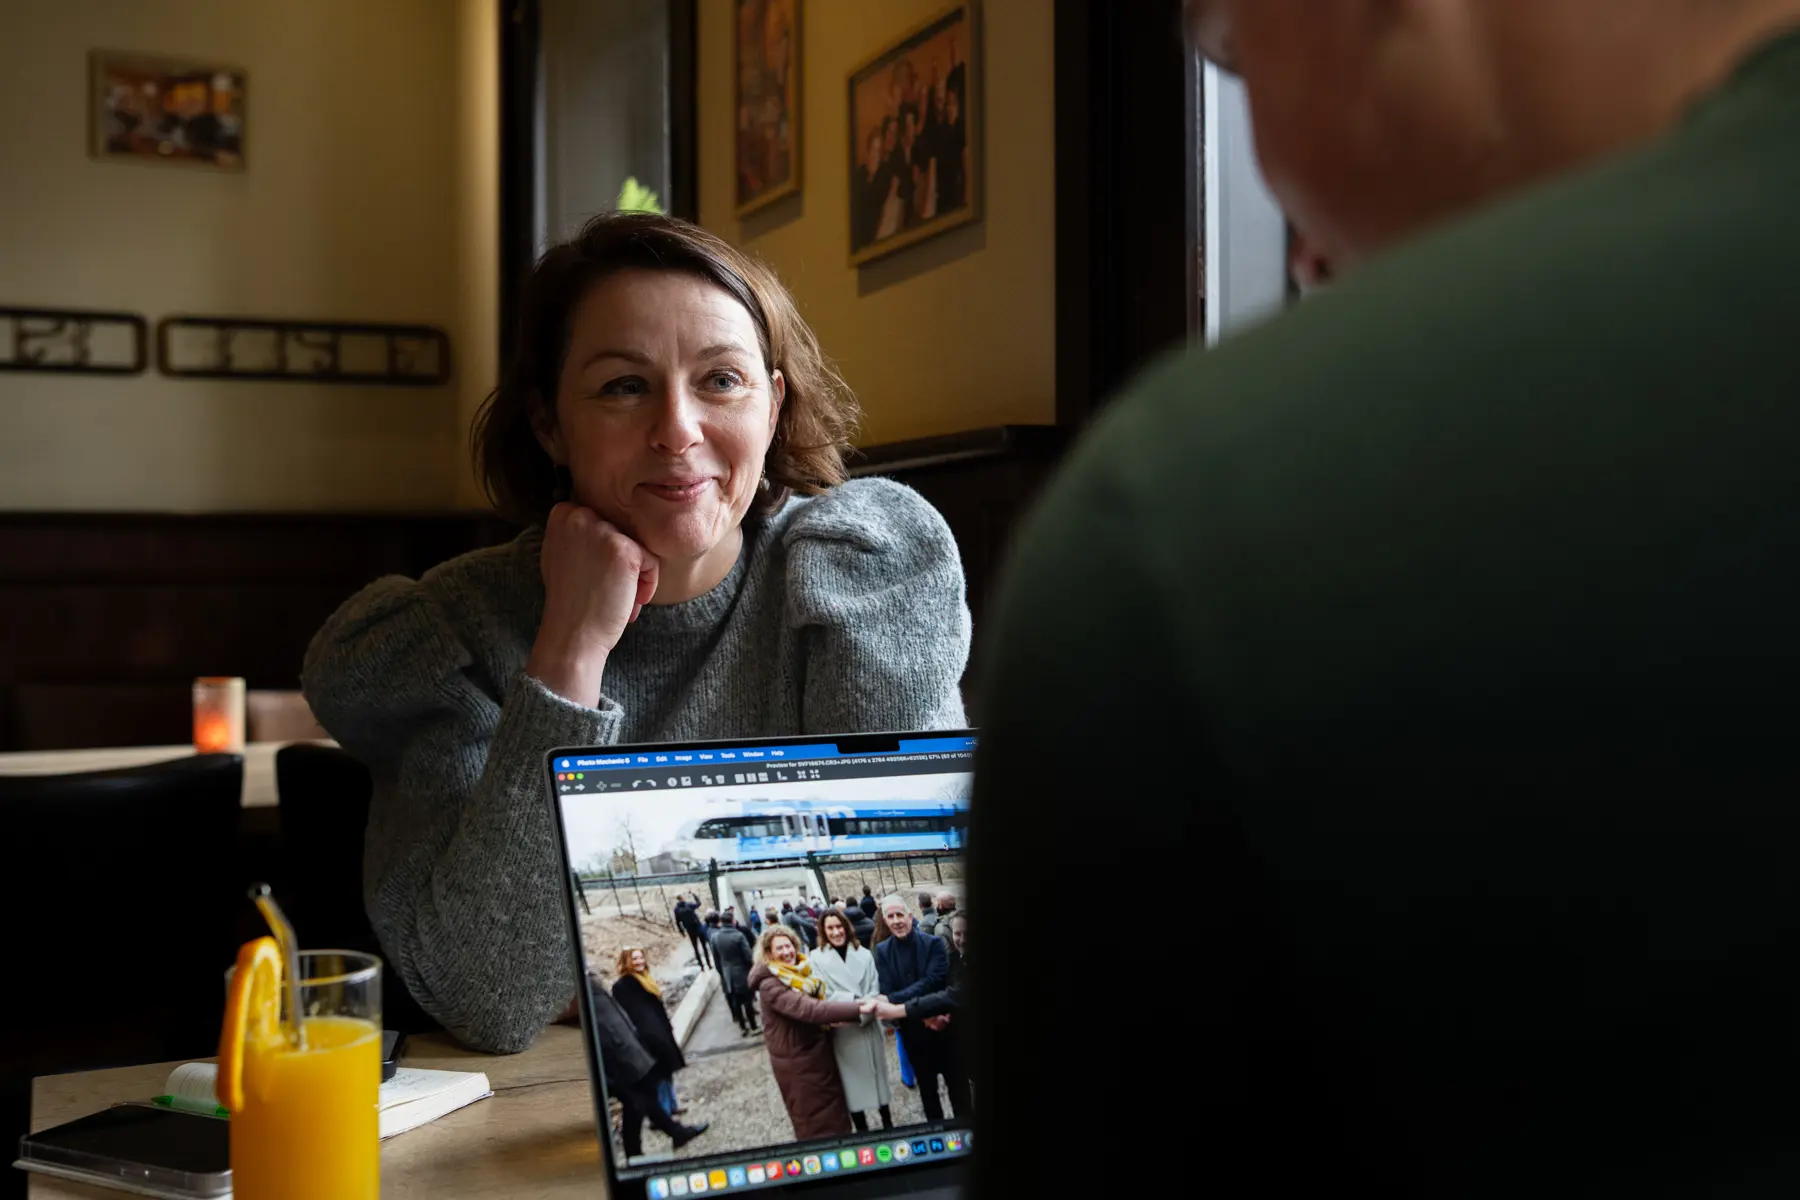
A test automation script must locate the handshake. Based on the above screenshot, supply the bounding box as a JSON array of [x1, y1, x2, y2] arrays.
[[856, 995, 909, 1022]]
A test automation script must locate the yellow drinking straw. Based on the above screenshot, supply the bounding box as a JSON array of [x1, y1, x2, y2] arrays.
[[249, 883, 305, 1050]]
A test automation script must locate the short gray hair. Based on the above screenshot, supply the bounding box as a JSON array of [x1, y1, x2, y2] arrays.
[[880, 893, 911, 916]]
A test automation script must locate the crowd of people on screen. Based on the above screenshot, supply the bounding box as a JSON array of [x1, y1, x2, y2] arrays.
[[654, 889, 968, 1144]]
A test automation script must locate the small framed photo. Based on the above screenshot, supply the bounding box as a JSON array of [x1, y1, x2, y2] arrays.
[[847, 2, 979, 266], [734, 0, 802, 217], [91, 50, 247, 170]]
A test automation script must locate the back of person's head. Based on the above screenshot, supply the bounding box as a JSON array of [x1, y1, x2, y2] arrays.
[[472, 209, 859, 526], [1183, 0, 1800, 268], [862, 884, 873, 896], [917, 891, 933, 909], [704, 910, 720, 926]]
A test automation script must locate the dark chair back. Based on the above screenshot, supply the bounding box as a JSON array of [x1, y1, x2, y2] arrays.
[[274, 743, 436, 1035], [275, 743, 375, 947], [1, 753, 245, 1195]]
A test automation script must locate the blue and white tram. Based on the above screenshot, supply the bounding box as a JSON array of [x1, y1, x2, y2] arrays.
[[668, 799, 964, 864]]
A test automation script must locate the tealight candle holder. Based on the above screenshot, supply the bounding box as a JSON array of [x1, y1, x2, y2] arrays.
[[193, 676, 247, 754]]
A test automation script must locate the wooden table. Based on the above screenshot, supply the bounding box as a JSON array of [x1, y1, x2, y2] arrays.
[[26, 1026, 610, 1198], [0, 741, 334, 809]]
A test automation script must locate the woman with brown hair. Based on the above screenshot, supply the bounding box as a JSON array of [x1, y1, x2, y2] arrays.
[[750, 925, 874, 1140], [811, 906, 894, 1132], [301, 211, 971, 1054]]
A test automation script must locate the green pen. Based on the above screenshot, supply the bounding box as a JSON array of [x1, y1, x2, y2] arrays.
[[151, 1093, 230, 1119]]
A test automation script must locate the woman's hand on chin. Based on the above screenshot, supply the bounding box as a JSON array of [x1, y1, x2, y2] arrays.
[[527, 501, 659, 707]]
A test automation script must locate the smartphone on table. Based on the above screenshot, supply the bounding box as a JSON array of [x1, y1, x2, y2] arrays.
[[382, 1028, 406, 1081], [14, 1103, 230, 1199]]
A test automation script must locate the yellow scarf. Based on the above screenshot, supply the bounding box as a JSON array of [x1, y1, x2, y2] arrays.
[[628, 969, 661, 998], [769, 955, 825, 998]]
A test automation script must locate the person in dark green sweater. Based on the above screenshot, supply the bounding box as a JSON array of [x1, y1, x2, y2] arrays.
[[974, 2, 1800, 1196]]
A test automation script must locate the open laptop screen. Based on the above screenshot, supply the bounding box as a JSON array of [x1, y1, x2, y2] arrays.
[[547, 733, 975, 1197]]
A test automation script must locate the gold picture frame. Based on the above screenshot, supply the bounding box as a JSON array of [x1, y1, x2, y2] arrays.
[[846, 2, 979, 266], [90, 49, 247, 171], [734, 0, 802, 217]]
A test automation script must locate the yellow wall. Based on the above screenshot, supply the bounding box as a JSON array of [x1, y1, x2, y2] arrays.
[[454, 0, 501, 509], [697, 0, 1055, 446], [0, 0, 481, 512]]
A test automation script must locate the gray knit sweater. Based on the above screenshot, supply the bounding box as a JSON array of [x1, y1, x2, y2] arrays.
[[301, 478, 970, 1054]]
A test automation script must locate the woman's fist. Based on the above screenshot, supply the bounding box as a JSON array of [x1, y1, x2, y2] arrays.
[[525, 503, 659, 707]]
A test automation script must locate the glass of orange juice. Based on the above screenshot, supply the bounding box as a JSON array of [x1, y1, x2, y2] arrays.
[[218, 943, 381, 1200]]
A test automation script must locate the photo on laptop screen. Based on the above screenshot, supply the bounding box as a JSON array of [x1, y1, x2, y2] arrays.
[[547, 734, 974, 1196]]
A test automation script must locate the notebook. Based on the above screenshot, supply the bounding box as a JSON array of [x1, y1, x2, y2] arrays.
[[163, 1061, 492, 1139]]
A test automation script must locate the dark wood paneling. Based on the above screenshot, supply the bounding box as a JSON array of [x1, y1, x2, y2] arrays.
[[499, 0, 540, 365], [852, 425, 1071, 719], [668, 0, 699, 223], [0, 513, 513, 751], [1055, 0, 1198, 425]]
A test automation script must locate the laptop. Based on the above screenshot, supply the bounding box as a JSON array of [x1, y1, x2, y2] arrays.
[[545, 731, 975, 1199]]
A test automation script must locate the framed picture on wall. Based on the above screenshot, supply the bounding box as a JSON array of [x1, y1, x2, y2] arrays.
[[734, 0, 802, 216], [846, 2, 979, 266], [90, 50, 247, 170]]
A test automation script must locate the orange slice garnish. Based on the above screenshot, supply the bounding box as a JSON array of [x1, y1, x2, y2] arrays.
[[217, 936, 284, 1112]]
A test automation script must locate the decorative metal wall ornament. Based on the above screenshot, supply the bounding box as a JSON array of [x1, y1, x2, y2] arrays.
[[0, 307, 148, 375], [156, 316, 451, 385]]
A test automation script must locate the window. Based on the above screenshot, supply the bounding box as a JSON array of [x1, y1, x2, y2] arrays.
[[540, 0, 672, 244], [834, 817, 943, 837], [694, 817, 785, 840], [1197, 60, 1291, 343]]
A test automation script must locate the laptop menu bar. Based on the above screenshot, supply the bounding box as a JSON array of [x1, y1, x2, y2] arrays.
[[561, 736, 975, 771], [553, 737, 975, 794]]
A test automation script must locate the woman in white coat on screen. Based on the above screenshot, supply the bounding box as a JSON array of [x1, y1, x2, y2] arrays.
[[812, 906, 894, 1132]]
